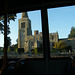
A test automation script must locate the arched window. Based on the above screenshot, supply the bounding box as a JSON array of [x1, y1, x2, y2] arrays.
[[21, 22, 25, 28]]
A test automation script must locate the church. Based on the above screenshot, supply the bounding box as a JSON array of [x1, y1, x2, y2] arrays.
[[18, 12, 59, 53]]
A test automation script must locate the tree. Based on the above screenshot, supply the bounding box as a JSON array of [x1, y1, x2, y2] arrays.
[[0, 14, 17, 70], [0, 22, 4, 34], [16, 38, 18, 44], [31, 48, 38, 54], [0, 14, 17, 35], [7, 37, 11, 46], [53, 41, 68, 52], [68, 27, 75, 38], [14, 44, 18, 53], [31, 49, 35, 54]]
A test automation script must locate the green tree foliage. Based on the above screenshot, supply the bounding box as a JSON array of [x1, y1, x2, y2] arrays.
[[14, 44, 18, 53], [7, 37, 11, 46], [31, 49, 35, 54], [16, 38, 18, 44], [31, 44, 43, 54], [50, 49, 58, 53], [53, 41, 68, 51], [0, 14, 17, 35], [34, 48, 38, 54], [31, 46, 43, 54], [14, 39, 18, 53], [68, 27, 75, 38], [7, 48, 10, 52], [31, 48, 38, 54]]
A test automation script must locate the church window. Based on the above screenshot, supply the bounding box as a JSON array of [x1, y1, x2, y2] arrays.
[[21, 22, 25, 28], [52, 36, 54, 40]]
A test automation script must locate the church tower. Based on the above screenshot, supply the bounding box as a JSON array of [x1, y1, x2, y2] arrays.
[[18, 12, 32, 49]]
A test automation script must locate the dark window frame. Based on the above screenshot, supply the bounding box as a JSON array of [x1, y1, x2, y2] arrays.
[[4, 7, 72, 60]]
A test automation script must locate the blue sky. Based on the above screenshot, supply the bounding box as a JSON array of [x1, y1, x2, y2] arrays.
[[0, 5, 75, 47], [48, 5, 75, 38]]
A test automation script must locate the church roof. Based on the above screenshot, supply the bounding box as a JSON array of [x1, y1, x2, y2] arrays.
[[21, 12, 28, 18]]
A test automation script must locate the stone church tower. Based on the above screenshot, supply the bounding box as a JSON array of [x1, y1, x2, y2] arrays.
[[18, 12, 32, 50], [18, 12, 59, 53]]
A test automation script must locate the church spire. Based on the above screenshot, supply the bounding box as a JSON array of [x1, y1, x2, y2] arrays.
[[21, 12, 28, 18]]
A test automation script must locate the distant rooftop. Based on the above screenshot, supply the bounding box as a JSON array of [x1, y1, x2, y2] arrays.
[[58, 38, 68, 41]]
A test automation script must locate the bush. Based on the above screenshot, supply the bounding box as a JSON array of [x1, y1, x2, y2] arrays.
[[50, 49, 58, 53], [34, 48, 38, 54]]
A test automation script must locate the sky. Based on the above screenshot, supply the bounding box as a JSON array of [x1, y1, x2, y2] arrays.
[[0, 5, 75, 47], [48, 5, 75, 38]]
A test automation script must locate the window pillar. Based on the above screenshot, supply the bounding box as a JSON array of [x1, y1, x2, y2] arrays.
[[41, 8, 50, 60]]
